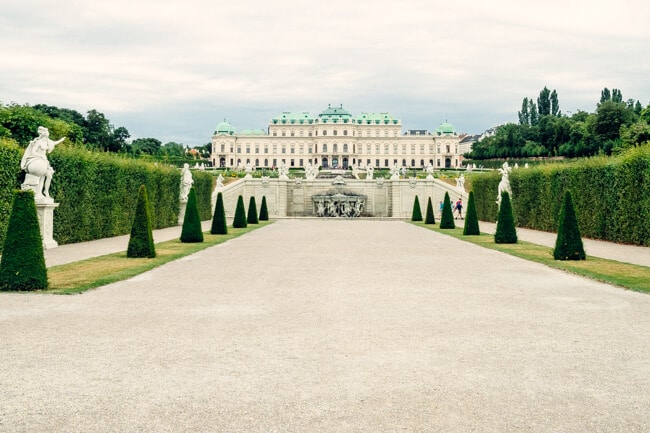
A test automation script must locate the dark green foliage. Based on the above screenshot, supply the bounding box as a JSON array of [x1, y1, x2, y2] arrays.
[[554, 191, 586, 260], [411, 196, 423, 221], [471, 145, 650, 245], [0, 190, 48, 291], [127, 185, 156, 258], [0, 139, 22, 249], [180, 187, 204, 243], [463, 191, 480, 235], [424, 197, 435, 224], [259, 196, 269, 221], [247, 196, 259, 224], [495, 192, 517, 244], [210, 192, 227, 235], [439, 192, 455, 229], [233, 195, 247, 228]]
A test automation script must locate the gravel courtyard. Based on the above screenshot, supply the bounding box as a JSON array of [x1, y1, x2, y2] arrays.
[[1, 220, 648, 432]]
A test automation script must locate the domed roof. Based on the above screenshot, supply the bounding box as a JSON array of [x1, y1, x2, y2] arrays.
[[435, 122, 456, 136], [318, 104, 352, 122], [214, 120, 235, 135]]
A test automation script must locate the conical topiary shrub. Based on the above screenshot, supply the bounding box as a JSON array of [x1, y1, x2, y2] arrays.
[[210, 191, 228, 235], [495, 191, 517, 244], [439, 192, 455, 229], [247, 196, 259, 224], [463, 191, 480, 235], [424, 197, 435, 224], [554, 190, 586, 260], [180, 187, 204, 243], [127, 184, 156, 258], [233, 195, 247, 228], [0, 190, 48, 291], [259, 196, 269, 221], [411, 196, 423, 222]]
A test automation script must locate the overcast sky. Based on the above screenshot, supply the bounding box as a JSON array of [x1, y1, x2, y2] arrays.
[[1, 0, 649, 146]]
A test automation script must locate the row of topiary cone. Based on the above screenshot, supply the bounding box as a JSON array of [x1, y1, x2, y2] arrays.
[[0, 186, 270, 291], [412, 189, 585, 259]]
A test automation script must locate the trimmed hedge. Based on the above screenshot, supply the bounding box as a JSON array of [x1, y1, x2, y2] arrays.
[[440, 192, 455, 229], [259, 196, 269, 221], [425, 197, 435, 224], [463, 191, 480, 235], [180, 187, 204, 243], [471, 145, 650, 245], [233, 195, 247, 228], [0, 190, 48, 291], [211, 192, 228, 235], [127, 185, 156, 258], [247, 196, 259, 224], [411, 196, 422, 222], [0, 142, 214, 250], [495, 192, 517, 244], [554, 190, 586, 260]]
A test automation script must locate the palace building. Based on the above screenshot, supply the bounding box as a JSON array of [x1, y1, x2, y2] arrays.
[[210, 104, 461, 170]]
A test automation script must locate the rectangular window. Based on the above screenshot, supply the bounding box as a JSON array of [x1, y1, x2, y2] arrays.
[[290, 132, 295, 137], [221, 144, 225, 152], [343, 130, 348, 136], [230, 146, 233, 153], [282, 132, 286, 137], [299, 159, 303, 166], [273, 145, 277, 153], [273, 132, 277, 137], [411, 145, 416, 154], [323, 130, 327, 136], [255, 145, 259, 154], [291, 147, 295, 154], [384, 144, 389, 154], [246, 146, 250, 154], [290, 159, 295, 167], [264, 146, 269, 154], [273, 158, 277, 167], [333, 130, 337, 136], [384, 159, 389, 167], [282, 146, 286, 154], [308, 147, 312, 154], [375, 159, 380, 167], [308, 132, 313, 137], [420, 145, 424, 154], [237, 146, 241, 153]]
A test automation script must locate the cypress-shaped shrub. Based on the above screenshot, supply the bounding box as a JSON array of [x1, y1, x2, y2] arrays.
[[554, 190, 586, 260], [411, 196, 423, 221], [259, 196, 269, 221], [247, 196, 259, 224], [210, 192, 228, 235], [127, 185, 156, 258], [439, 192, 455, 229], [233, 195, 247, 228], [180, 187, 204, 243], [0, 190, 48, 291], [495, 191, 517, 244], [424, 197, 435, 224], [463, 191, 480, 235]]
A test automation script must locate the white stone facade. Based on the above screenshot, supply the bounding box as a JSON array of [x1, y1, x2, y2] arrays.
[[211, 105, 462, 171]]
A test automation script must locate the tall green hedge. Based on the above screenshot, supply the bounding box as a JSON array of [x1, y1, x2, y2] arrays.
[[471, 145, 650, 245], [0, 142, 214, 250], [127, 185, 156, 258]]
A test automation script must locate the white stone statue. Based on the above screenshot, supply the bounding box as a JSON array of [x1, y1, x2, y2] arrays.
[[278, 161, 289, 180], [244, 161, 254, 179], [366, 166, 374, 180], [180, 163, 193, 201], [216, 173, 224, 188], [305, 162, 316, 181], [497, 161, 512, 207], [21, 126, 66, 202], [426, 163, 434, 179], [351, 163, 360, 179], [456, 174, 465, 190], [390, 164, 400, 180]]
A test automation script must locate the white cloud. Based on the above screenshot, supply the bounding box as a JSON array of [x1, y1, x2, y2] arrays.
[[1, 0, 649, 144]]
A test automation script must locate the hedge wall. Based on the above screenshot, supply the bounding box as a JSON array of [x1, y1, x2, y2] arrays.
[[0, 142, 213, 249], [471, 145, 650, 245], [0, 139, 23, 249]]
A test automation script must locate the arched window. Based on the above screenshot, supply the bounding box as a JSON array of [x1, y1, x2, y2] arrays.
[[411, 159, 415, 167], [264, 159, 269, 166], [402, 159, 406, 167], [333, 143, 338, 153], [343, 143, 348, 152], [323, 144, 328, 152], [255, 159, 259, 166]]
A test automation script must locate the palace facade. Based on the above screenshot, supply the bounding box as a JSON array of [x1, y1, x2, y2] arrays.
[[210, 105, 461, 170]]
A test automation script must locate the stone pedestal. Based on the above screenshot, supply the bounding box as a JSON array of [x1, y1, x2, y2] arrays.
[[35, 201, 59, 249], [179, 199, 188, 225]]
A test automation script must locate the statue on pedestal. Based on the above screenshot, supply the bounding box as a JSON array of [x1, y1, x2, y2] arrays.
[[497, 161, 512, 207], [20, 126, 65, 202], [180, 163, 193, 201]]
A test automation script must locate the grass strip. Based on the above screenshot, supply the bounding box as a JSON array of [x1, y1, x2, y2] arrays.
[[413, 222, 650, 294], [47, 222, 271, 295]]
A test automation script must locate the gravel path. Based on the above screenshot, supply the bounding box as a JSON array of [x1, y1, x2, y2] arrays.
[[1, 220, 648, 432]]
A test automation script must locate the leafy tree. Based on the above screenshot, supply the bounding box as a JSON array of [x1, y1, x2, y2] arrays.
[[518, 97, 530, 125], [553, 191, 585, 260], [0, 190, 48, 291], [600, 87, 611, 103], [424, 197, 435, 224], [259, 196, 269, 221], [0, 103, 50, 145], [411, 196, 422, 221], [180, 187, 204, 243], [494, 191, 517, 244], [109, 126, 130, 153], [210, 192, 227, 235], [161, 141, 186, 158], [537, 86, 551, 116], [84, 109, 111, 151], [612, 88, 623, 103], [550, 89, 560, 116], [462, 191, 480, 235], [594, 100, 633, 143], [529, 100, 539, 126], [127, 185, 156, 258], [233, 195, 247, 228], [129, 137, 162, 156], [439, 192, 455, 229], [247, 196, 259, 224]]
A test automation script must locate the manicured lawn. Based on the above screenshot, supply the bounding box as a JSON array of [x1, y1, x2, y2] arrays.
[[414, 222, 650, 294], [48, 222, 271, 294]]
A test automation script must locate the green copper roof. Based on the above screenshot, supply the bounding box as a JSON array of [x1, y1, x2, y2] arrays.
[[272, 112, 315, 125], [215, 120, 235, 135], [239, 128, 268, 136], [318, 104, 352, 123], [435, 122, 457, 136], [354, 112, 399, 125]]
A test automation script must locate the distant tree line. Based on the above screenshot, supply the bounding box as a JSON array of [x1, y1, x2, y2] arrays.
[[0, 102, 210, 162], [468, 87, 650, 159]]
